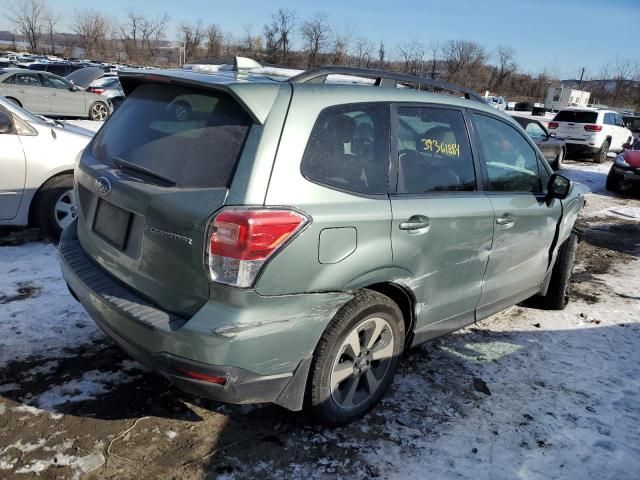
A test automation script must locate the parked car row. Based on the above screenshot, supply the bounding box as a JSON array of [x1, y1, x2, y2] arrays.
[[0, 95, 93, 240], [0, 68, 117, 120]]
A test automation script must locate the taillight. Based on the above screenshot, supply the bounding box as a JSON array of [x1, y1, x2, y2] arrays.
[[88, 88, 105, 94], [584, 124, 603, 132], [548, 122, 559, 129], [174, 368, 227, 385], [206, 208, 308, 287]]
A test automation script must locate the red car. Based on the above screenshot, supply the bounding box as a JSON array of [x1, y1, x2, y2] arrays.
[[607, 145, 640, 192]]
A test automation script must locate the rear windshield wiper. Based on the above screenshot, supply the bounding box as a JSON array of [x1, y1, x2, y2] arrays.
[[113, 157, 177, 187]]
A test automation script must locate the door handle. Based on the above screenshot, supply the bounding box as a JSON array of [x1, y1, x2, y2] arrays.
[[496, 213, 515, 227], [17, 89, 24, 93], [399, 215, 431, 232]]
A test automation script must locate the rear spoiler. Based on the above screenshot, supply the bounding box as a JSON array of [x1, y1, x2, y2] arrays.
[[117, 69, 283, 125]]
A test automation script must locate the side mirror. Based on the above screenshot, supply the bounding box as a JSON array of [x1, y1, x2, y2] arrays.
[[548, 132, 557, 138], [547, 173, 571, 200], [0, 111, 13, 134]]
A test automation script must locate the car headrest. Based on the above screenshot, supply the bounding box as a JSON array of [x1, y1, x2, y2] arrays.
[[324, 114, 356, 143]]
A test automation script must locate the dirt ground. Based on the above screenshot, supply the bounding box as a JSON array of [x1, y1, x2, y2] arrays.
[[1, 156, 639, 479]]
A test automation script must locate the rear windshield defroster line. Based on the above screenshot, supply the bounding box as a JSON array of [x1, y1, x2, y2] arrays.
[[91, 83, 252, 188]]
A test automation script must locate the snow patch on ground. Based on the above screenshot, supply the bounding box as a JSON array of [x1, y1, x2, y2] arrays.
[[604, 205, 640, 221], [35, 368, 138, 410], [0, 242, 102, 363]]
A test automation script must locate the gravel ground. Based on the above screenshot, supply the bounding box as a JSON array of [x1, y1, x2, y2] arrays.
[[0, 155, 639, 479]]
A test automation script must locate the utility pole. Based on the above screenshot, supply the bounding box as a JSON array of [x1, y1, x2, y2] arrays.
[[578, 67, 585, 89]]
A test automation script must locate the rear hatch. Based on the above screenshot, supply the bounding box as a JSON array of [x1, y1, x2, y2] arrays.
[[550, 110, 599, 142], [75, 77, 276, 317]]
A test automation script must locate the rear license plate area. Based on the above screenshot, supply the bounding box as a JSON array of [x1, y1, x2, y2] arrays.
[[93, 198, 132, 250]]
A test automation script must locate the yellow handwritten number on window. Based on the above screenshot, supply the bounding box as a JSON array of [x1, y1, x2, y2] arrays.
[[420, 138, 460, 157]]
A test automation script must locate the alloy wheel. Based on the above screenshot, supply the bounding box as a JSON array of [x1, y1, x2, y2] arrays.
[[90, 103, 108, 121], [54, 189, 77, 230], [330, 316, 395, 409]]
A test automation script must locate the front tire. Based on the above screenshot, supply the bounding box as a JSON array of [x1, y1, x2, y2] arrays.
[[33, 174, 76, 243], [89, 101, 109, 121], [552, 148, 564, 170], [593, 139, 609, 163], [540, 233, 578, 310], [307, 290, 405, 426], [606, 167, 622, 192]]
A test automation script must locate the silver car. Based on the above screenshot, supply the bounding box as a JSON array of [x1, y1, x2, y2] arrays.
[[0, 95, 93, 240], [0, 69, 112, 120]]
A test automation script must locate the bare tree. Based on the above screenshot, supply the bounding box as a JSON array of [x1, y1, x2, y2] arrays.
[[70, 9, 109, 58], [427, 41, 439, 79], [264, 8, 296, 65], [43, 6, 59, 55], [377, 41, 385, 68], [122, 8, 169, 64], [397, 40, 422, 74], [354, 36, 374, 68], [241, 24, 262, 57], [300, 13, 331, 68], [5, 0, 46, 53], [610, 58, 637, 107], [223, 31, 235, 57], [441, 39, 487, 85], [180, 20, 205, 63], [330, 25, 352, 66], [205, 24, 223, 59], [494, 45, 517, 88]]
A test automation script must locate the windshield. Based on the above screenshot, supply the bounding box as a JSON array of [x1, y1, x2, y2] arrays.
[[0, 94, 45, 124]]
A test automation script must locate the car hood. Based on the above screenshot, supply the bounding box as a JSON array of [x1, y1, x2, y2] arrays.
[[65, 67, 104, 89], [57, 121, 96, 137], [623, 150, 640, 168]]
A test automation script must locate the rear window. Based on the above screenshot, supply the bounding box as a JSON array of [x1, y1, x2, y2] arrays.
[[91, 83, 252, 188], [553, 110, 598, 123]]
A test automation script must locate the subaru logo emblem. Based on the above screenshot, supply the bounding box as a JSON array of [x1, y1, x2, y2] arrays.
[[95, 176, 111, 196]]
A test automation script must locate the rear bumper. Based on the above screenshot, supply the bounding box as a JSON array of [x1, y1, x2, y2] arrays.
[[565, 142, 599, 155], [613, 166, 640, 182], [59, 222, 349, 410]]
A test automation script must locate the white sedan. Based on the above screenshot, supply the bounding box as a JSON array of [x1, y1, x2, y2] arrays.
[[0, 95, 93, 241]]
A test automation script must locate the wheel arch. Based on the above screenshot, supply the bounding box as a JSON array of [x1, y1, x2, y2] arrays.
[[365, 282, 416, 348], [28, 169, 74, 226], [6, 97, 22, 107]]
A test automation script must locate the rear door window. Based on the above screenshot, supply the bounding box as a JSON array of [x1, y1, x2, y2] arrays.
[[301, 103, 390, 195], [553, 110, 598, 123], [91, 83, 252, 188], [395, 107, 476, 193]]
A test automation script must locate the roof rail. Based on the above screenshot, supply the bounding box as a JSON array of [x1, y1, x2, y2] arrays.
[[288, 66, 485, 103]]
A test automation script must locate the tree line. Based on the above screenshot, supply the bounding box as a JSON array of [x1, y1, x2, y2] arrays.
[[4, 0, 640, 109]]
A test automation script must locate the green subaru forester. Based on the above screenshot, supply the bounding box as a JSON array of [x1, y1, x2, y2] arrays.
[[60, 66, 587, 425]]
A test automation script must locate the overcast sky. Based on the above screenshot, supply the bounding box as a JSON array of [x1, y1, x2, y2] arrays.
[[2, 0, 638, 78]]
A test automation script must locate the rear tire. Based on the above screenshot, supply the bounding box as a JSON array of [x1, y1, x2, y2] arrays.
[[89, 101, 109, 121], [540, 233, 578, 310], [307, 289, 405, 426], [593, 139, 609, 163], [33, 174, 76, 243], [606, 167, 622, 192]]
